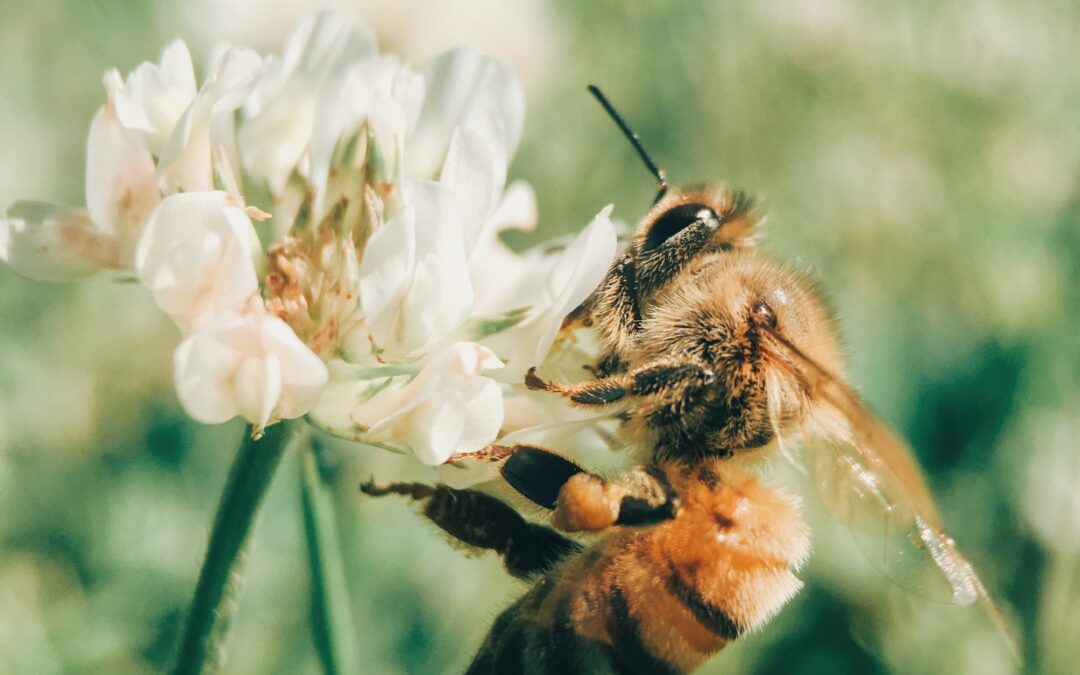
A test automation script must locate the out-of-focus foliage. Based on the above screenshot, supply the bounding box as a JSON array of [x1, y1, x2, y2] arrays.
[[1, 0, 1078, 673]]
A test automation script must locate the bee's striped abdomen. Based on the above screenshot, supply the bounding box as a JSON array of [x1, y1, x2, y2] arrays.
[[465, 466, 809, 674]]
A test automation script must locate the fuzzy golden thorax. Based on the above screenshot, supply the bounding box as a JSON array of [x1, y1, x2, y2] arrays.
[[583, 186, 843, 462]]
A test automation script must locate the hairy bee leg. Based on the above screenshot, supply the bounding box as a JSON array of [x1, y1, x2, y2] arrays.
[[500, 445, 586, 509], [585, 351, 627, 377], [526, 360, 715, 410], [361, 481, 581, 579], [589, 253, 643, 357], [499, 447, 678, 533]]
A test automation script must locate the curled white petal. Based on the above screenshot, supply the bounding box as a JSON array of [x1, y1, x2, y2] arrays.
[[482, 205, 618, 379], [174, 309, 328, 429], [401, 374, 503, 465], [134, 192, 262, 332], [407, 48, 525, 181], [239, 11, 376, 193], [157, 47, 264, 194], [87, 73, 161, 261], [311, 342, 504, 465], [533, 205, 618, 360], [110, 40, 198, 156], [359, 180, 474, 358], [0, 202, 119, 282]]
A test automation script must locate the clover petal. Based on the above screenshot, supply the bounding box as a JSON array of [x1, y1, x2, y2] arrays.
[[174, 309, 328, 429], [0, 202, 119, 282], [134, 192, 262, 332]]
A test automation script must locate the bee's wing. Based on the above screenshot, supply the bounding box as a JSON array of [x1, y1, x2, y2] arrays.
[[807, 434, 980, 605], [760, 329, 1015, 649]]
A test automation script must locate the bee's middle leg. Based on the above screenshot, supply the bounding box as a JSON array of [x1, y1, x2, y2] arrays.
[[361, 481, 581, 579]]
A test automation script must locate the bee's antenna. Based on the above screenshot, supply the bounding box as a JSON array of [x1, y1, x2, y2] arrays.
[[587, 84, 669, 204]]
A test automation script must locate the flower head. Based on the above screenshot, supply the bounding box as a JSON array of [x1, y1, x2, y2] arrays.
[[1, 10, 617, 467]]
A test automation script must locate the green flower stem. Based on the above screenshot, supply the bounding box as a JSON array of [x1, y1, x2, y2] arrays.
[[173, 422, 295, 675], [300, 439, 360, 675]]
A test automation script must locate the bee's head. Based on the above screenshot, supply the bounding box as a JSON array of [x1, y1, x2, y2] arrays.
[[631, 186, 761, 294]]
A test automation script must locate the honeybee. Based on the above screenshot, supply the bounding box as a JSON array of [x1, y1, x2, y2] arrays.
[[363, 86, 1013, 673]]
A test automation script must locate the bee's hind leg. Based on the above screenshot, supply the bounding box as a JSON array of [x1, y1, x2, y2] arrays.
[[500, 447, 679, 534], [361, 481, 581, 579]]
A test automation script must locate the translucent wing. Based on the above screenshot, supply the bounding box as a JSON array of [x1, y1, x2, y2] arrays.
[[760, 328, 1015, 652], [807, 436, 979, 604]]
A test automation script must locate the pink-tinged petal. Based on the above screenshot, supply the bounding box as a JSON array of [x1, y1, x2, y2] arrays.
[[234, 352, 282, 430], [434, 341, 506, 376], [134, 192, 261, 332], [87, 75, 160, 259], [0, 202, 120, 282], [174, 310, 328, 428], [407, 48, 525, 180]]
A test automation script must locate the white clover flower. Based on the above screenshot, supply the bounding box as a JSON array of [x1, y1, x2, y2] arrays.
[[408, 47, 525, 183], [134, 191, 262, 333], [88, 76, 163, 261], [310, 342, 504, 465], [466, 180, 540, 315], [2, 9, 618, 470], [174, 307, 329, 431]]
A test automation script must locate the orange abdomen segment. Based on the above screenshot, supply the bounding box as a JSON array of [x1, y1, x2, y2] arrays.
[[466, 466, 809, 674]]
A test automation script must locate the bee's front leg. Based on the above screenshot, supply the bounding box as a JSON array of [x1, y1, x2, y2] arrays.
[[526, 360, 715, 411]]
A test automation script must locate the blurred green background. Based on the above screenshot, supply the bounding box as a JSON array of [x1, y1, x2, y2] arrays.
[[2, 0, 1079, 673]]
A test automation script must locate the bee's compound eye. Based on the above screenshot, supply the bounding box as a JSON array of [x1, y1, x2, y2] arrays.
[[641, 203, 719, 252], [750, 301, 778, 329]]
